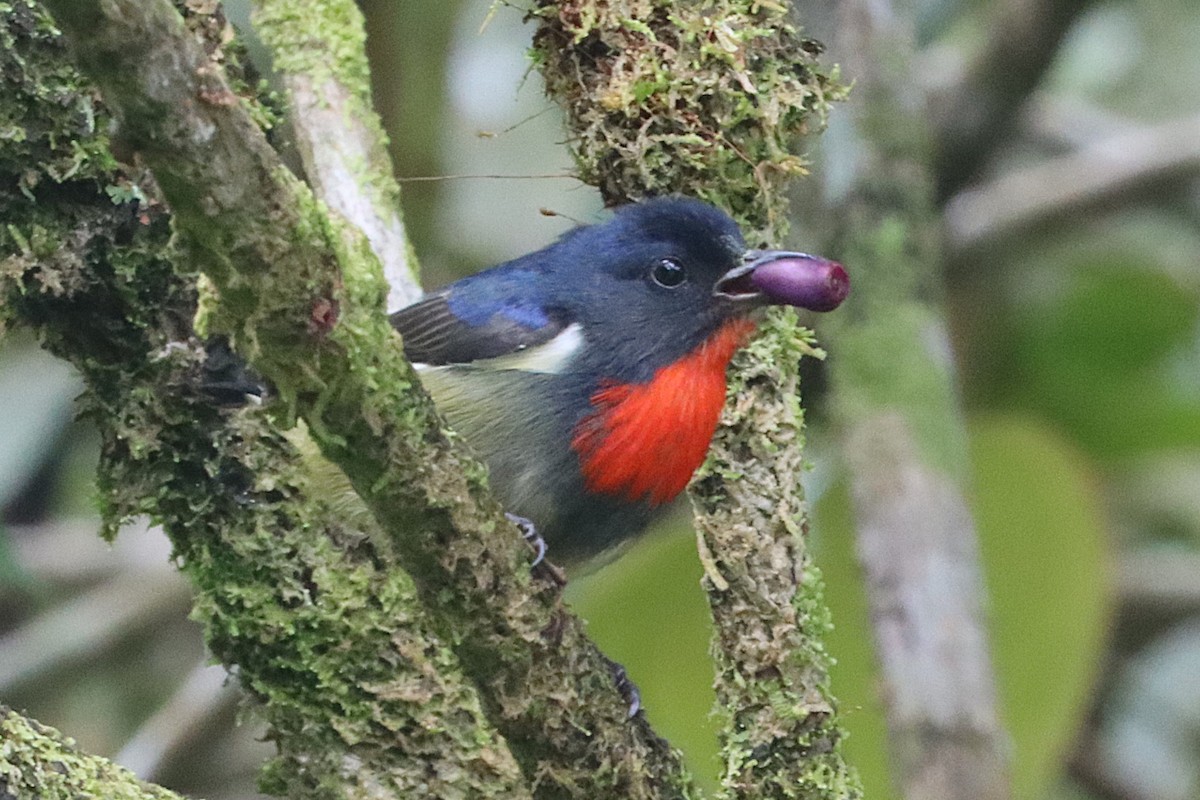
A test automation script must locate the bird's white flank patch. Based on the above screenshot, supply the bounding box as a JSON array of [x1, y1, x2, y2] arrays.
[[485, 323, 584, 373], [411, 323, 585, 374]]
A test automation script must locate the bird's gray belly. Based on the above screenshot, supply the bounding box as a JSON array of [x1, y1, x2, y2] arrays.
[[416, 366, 655, 566]]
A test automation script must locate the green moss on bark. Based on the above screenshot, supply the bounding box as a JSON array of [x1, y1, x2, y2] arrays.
[[1, 3, 524, 797], [692, 315, 860, 800], [0, 707, 183, 800], [30, 1, 696, 796], [532, 0, 845, 240], [533, 2, 861, 797]]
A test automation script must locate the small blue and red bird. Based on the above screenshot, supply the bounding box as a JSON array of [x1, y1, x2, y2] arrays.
[[390, 197, 848, 569]]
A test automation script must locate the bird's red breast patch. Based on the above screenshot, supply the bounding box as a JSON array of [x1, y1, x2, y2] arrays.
[[572, 319, 757, 505]]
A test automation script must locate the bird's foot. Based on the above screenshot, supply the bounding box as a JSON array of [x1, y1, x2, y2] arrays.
[[506, 513, 567, 585], [506, 512, 545, 566], [608, 661, 642, 718]]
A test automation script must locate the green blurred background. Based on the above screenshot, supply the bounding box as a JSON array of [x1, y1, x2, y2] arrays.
[[2, 1, 1198, 798]]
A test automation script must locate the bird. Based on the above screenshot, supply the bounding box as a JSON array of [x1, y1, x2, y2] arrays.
[[390, 197, 848, 570]]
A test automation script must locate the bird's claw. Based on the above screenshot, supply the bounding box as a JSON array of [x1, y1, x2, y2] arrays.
[[610, 662, 641, 718], [199, 337, 269, 407], [506, 512, 546, 567], [506, 513, 567, 586]]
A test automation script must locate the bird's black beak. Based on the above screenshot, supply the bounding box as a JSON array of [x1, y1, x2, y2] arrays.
[[714, 250, 850, 313]]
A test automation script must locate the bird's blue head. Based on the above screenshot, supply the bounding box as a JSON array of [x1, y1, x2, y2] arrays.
[[525, 197, 847, 382]]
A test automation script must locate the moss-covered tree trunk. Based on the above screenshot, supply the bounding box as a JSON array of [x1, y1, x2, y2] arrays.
[[531, 4, 860, 796], [1, 3, 526, 797]]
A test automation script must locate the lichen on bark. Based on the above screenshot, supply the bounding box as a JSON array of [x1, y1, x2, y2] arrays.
[[0, 707, 184, 800], [697, 323, 860, 799]]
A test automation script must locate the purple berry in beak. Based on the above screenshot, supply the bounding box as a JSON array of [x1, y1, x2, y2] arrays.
[[750, 254, 849, 312], [714, 250, 850, 312]]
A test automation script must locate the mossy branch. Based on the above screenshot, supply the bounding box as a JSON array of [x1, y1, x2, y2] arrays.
[[533, 0, 844, 240], [2, 5, 523, 796], [253, 0, 423, 311], [533, 3, 861, 798], [0, 707, 183, 800], [4, 0, 865, 797]]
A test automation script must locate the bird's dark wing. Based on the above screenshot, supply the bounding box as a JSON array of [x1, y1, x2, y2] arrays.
[[390, 290, 569, 366]]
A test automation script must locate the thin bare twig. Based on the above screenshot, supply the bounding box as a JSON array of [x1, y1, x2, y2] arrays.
[[0, 574, 191, 692], [115, 661, 239, 781], [946, 113, 1200, 253], [929, 0, 1098, 199]]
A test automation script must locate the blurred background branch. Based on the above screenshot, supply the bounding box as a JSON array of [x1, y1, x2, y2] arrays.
[[929, 0, 1098, 199], [798, 0, 1011, 796], [946, 113, 1200, 255]]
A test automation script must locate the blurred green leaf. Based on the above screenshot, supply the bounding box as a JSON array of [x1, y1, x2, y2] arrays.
[[971, 415, 1111, 799], [814, 414, 1111, 800], [1036, 264, 1195, 366], [566, 517, 720, 790], [988, 259, 1200, 461]]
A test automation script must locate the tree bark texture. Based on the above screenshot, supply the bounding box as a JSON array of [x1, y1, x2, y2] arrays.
[[1, 5, 528, 796], [0, 707, 184, 800]]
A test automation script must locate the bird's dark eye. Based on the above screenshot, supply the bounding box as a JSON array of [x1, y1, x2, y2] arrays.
[[651, 258, 687, 288]]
